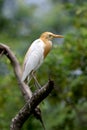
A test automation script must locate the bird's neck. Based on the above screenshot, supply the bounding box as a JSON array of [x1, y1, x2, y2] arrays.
[[40, 38, 52, 58]]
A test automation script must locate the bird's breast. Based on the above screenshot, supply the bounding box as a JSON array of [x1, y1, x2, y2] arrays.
[[43, 41, 52, 58]]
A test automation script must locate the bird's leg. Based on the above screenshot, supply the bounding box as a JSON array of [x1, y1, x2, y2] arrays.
[[31, 71, 41, 89]]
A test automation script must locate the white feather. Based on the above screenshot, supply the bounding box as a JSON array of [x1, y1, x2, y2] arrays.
[[21, 39, 45, 82]]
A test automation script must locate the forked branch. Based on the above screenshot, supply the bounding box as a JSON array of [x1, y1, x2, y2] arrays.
[[10, 80, 54, 130], [0, 43, 54, 130]]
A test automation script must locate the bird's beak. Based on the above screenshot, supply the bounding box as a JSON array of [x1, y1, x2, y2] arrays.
[[52, 34, 64, 38]]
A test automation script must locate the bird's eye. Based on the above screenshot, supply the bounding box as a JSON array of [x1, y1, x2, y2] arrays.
[[49, 34, 52, 38]]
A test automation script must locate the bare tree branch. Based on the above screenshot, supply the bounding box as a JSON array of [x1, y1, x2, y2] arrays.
[[10, 80, 54, 130], [0, 43, 32, 100], [0, 43, 54, 130]]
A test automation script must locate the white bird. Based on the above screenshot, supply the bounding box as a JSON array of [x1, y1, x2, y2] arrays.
[[22, 32, 64, 88]]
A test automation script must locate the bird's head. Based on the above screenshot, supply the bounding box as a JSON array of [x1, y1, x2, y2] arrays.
[[40, 32, 64, 41]]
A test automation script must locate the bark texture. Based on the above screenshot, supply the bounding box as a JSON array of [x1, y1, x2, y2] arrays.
[[0, 43, 54, 130]]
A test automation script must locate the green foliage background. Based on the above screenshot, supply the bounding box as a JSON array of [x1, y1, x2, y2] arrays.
[[0, 0, 87, 130]]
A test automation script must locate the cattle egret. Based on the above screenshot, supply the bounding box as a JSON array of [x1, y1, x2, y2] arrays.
[[22, 32, 64, 88]]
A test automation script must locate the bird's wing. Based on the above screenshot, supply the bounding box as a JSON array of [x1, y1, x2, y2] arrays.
[[22, 39, 45, 81]]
